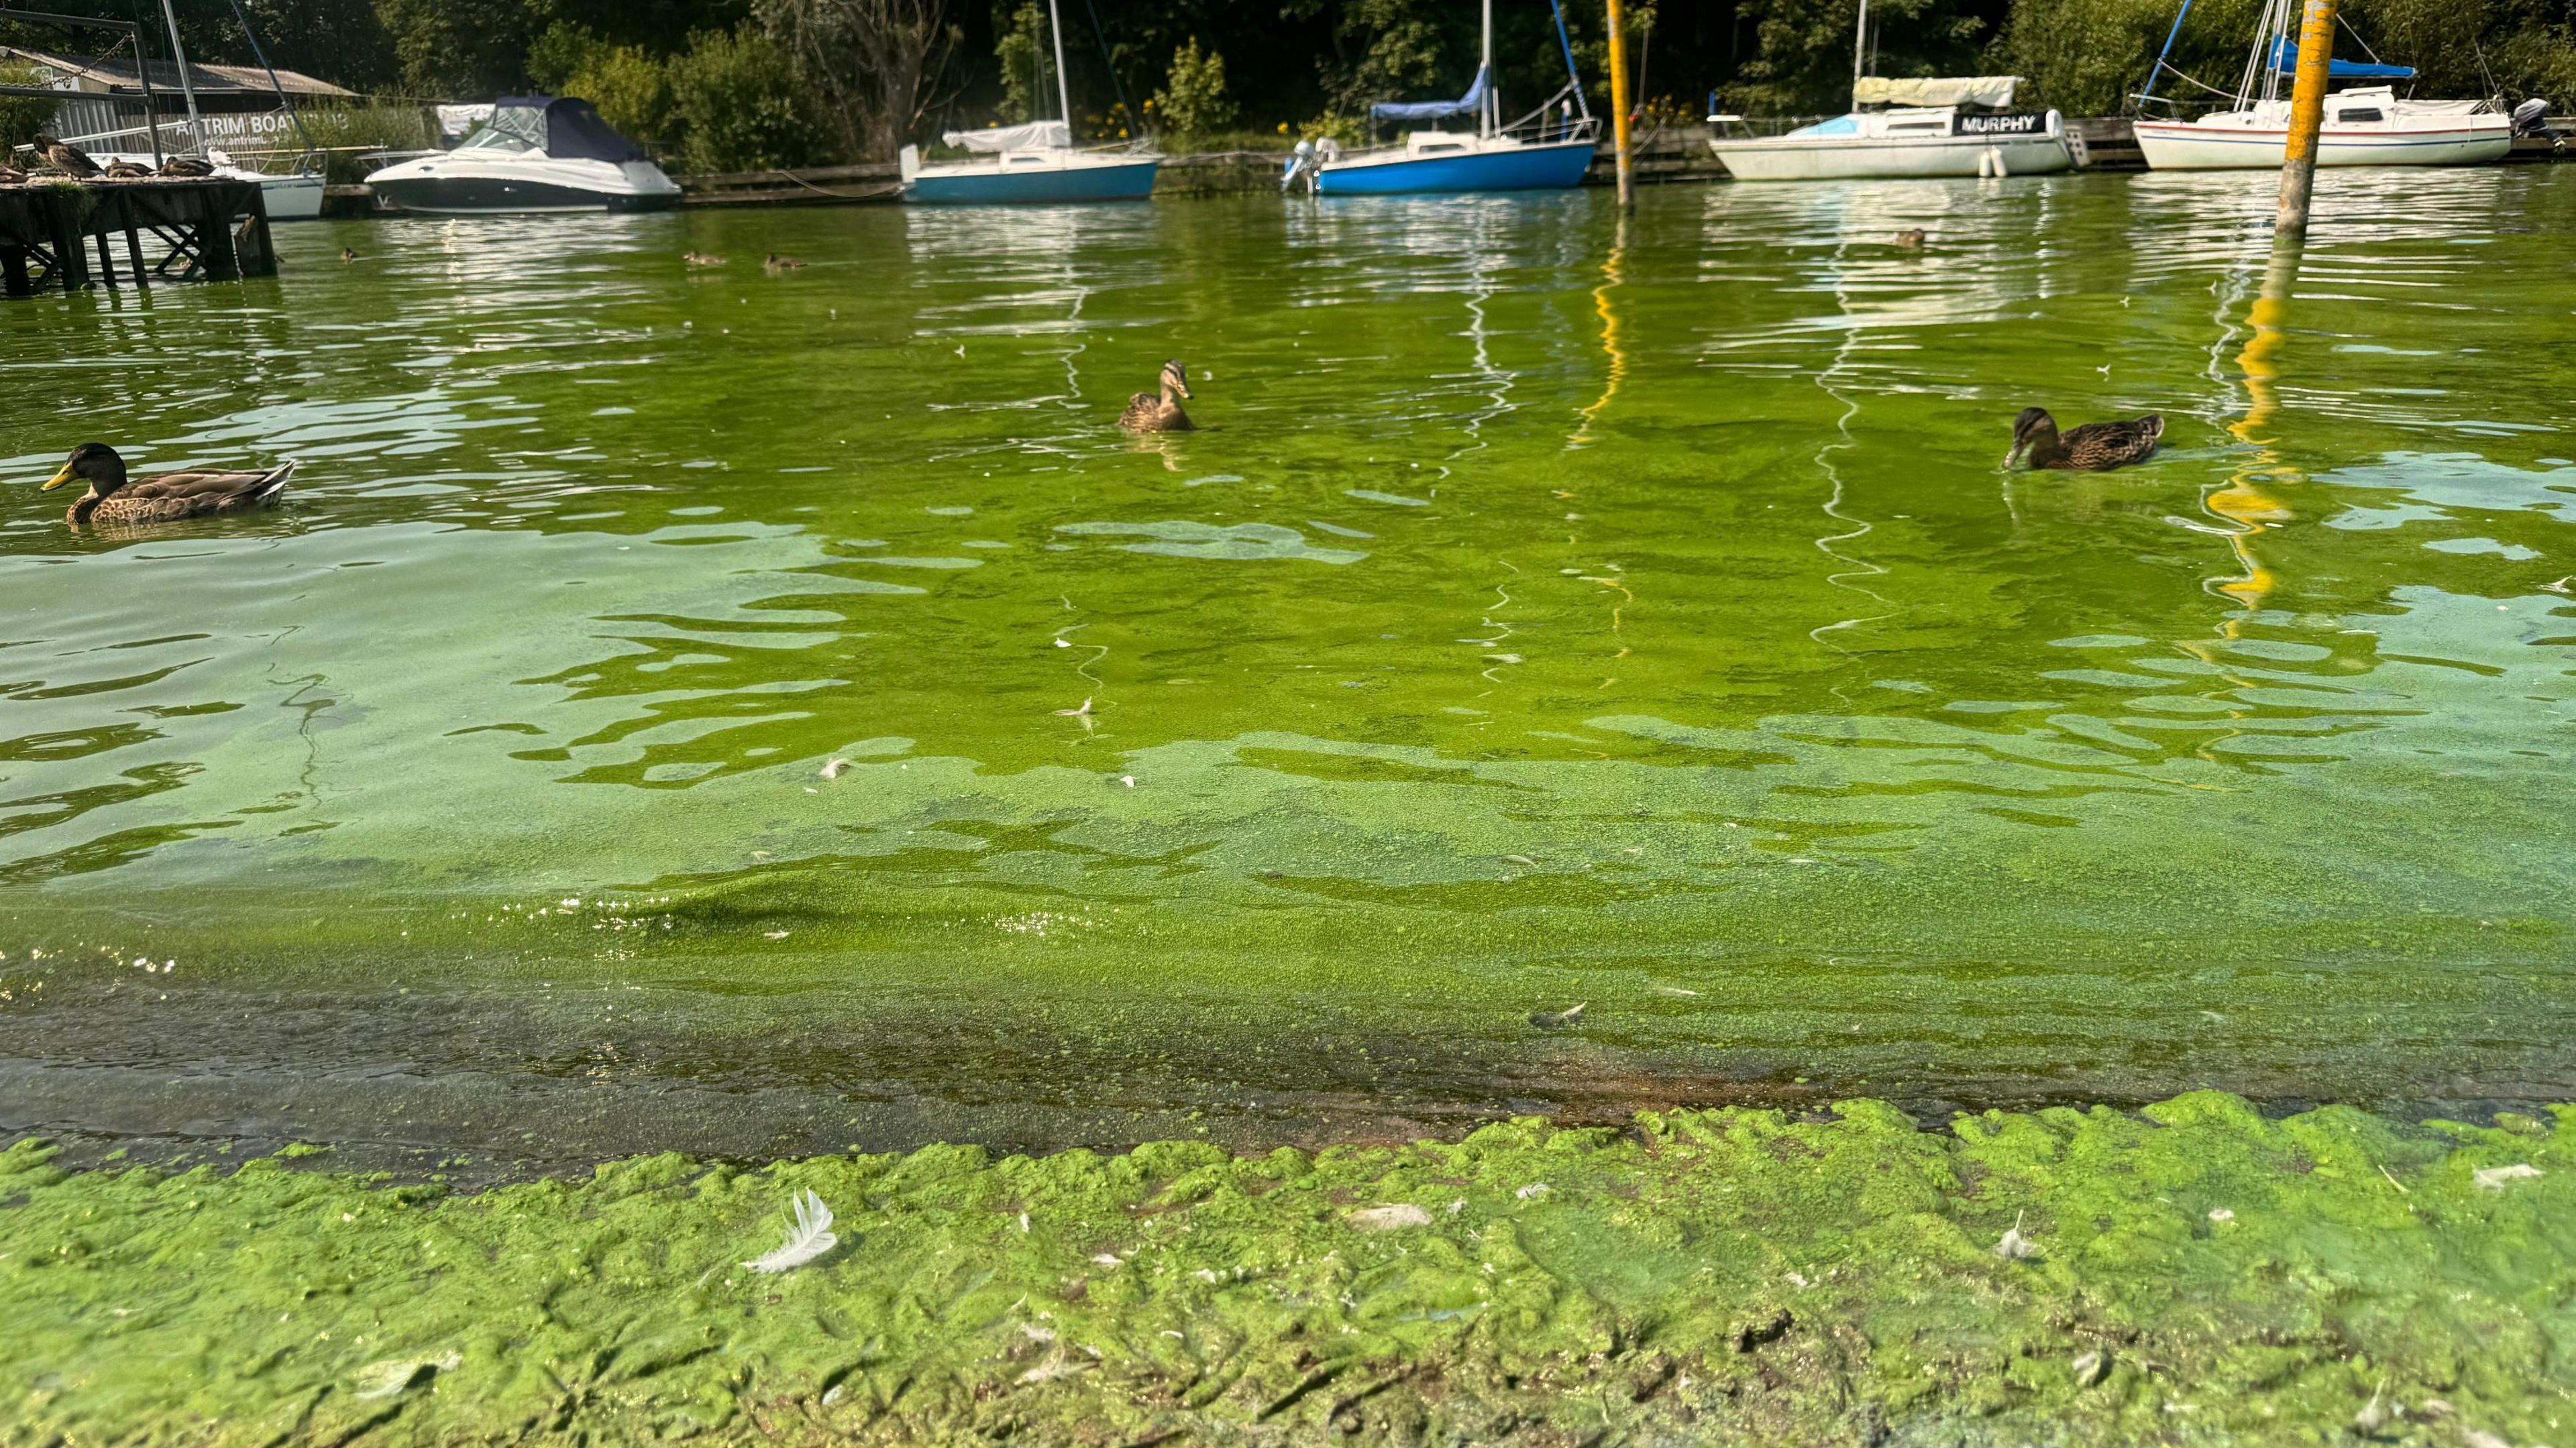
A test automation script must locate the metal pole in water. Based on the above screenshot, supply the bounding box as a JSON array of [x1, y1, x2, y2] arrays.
[[2274, 0, 2338, 233], [1607, 0, 1633, 209]]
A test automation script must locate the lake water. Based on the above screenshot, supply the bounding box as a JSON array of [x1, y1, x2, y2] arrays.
[[3, 170, 2571, 1174]]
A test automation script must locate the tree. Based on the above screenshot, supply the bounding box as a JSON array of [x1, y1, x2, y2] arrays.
[[994, 1, 1045, 121], [667, 24, 811, 170], [756, 0, 960, 160], [1725, 0, 1988, 113], [373, 0, 538, 96], [1150, 36, 1235, 139]]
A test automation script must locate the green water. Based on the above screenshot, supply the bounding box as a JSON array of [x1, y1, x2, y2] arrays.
[[3, 171, 2572, 1170]]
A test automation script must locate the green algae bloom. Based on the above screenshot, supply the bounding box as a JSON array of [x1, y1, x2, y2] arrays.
[[7, 1093, 2571, 1444]]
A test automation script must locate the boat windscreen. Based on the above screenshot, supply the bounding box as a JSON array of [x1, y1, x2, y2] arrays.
[[543, 98, 651, 162]]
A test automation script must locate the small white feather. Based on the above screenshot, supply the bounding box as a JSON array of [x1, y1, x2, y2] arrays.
[[2473, 1163, 2540, 1192], [743, 1188, 837, 1274]]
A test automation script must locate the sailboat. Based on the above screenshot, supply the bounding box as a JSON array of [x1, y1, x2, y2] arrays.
[[899, 0, 1159, 204], [84, 0, 328, 218], [1705, 0, 2070, 180], [1287, 0, 1597, 195], [2132, 0, 2510, 169]]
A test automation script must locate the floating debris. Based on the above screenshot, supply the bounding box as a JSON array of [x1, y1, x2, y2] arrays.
[[1515, 1182, 1551, 1200], [2354, 1378, 2390, 1435], [820, 758, 850, 779], [1529, 1003, 1586, 1029], [2473, 1163, 2541, 1192], [1347, 1203, 1431, 1231], [1994, 1211, 2040, 1261], [1053, 698, 1093, 718], [2207, 1207, 2234, 1223], [2071, 1350, 2108, 1386], [742, 1189, 837, 1274], [353, 1351, 461, 1400]]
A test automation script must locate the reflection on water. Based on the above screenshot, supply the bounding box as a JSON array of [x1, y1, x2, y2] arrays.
[[3, 171, 2574, 1169]]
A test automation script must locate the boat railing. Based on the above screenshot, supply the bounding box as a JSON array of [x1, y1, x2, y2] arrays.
[[1705, 115, 1839, 139], [1496, 111, 1600, 146]]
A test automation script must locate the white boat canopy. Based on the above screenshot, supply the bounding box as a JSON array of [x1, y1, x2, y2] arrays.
[[942, 120, 1072, 152], [1851, 75, 2021, 108]]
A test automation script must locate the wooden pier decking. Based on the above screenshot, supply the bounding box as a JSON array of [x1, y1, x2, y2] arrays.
[[0, 178, 276, 297]]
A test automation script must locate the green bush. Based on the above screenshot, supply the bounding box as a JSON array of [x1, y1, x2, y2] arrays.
[[297, 101, 435, 184], [667, 25, 812, 174], [0, 62, 56, 153], [995, 1, 1048, 123], [1151, 38, 1238, 140]]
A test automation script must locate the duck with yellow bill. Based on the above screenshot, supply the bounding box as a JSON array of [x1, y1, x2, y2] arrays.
[[42, 443, 296, 528]]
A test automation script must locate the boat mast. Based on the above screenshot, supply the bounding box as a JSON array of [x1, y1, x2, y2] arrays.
[[1048, 0, 1075, 136], [1851, 0, 1871, 103], [155, 0, 205, 154], [1481, 0, 1494, 139]]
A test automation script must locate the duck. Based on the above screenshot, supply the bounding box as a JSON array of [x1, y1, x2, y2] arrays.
[[1118, 359, 1193, 433], [1892, 228, 1927, 249], [101, 159, 154, 180], [158, 155, 215, 178], [684, 251, 727, 268], [32, 134, 100, 178], [0, 164, 25, 184], [42, 443, 296, 528], [763, 252, 805, 272], [339, 247, 359, 263], [2006, 408, 2163, 471]]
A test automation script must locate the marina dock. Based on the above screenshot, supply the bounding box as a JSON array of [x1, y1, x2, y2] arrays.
[[0, 178, 276, 297]]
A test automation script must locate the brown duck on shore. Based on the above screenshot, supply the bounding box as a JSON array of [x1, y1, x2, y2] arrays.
[[101, 160, 152, 179], [1118, 359, 1193, 433], [43, 443, 295, 529], [2006, 408, 2163, 471], [32, 135, 101, 178], [159, 155, 215, 178], [0, 164, 25, 184]]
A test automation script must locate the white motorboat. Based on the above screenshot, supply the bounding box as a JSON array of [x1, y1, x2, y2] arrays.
[[366, 97, 680, 214], [1710, 77, 2071, 180], [898, 0, 1158, 203], [2133, 0, 2510, 170]]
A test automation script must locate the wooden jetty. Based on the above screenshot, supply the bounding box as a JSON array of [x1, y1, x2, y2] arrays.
[[0, 177, 276, 297]]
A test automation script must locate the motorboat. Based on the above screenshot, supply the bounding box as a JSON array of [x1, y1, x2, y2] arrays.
[[900, 121, 1159, 204], [2133, 0, 2510, 169], [1284, 0, 1596, 195], [366, 97, 680, 214], [898, 0, 1157, 203], [1709, 76, 2072, 180]]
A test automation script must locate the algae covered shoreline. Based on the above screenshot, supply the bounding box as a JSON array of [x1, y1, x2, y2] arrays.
[[6, 1092, 2570, 1446]]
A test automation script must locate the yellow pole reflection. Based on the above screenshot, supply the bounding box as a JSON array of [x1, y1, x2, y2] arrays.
[[2204, 239, 2305, 620], [1572, 213, 1628, 447]]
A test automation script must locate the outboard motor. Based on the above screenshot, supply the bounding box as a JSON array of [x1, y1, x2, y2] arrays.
[[1281, 139, 1315, 192], [2510, 97, 2549, 136]]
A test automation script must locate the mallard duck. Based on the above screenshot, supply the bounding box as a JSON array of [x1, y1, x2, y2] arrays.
[[32, 135, 100, 178], [763, 252, 805, 272], [2007, 408, 2163, 471], [1893, 228, 1927, 249], [158, 155, 215, 178], [339, 247, 359, 263], [0, 164, 25, 184], [1119, 359, 1193, 433], [43, 443, 295, 528], [684, 251, 726, 268], [101, 160, 152, 180]]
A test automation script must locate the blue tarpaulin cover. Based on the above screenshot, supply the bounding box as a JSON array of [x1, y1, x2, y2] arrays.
[[2265, 38, 2415, 78], [1373, 66, 1491, 122]]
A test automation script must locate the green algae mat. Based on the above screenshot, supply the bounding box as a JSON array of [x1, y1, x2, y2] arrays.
[[7, 1094, 2570, 1445]]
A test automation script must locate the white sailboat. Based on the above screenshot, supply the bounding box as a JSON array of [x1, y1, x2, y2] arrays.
[[2133, 0, 2510, 170], [899, 0, 1159, 204], [1708, 1, 2070, 181]]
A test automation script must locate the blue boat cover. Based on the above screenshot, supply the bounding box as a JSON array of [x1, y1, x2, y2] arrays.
[[2264, 38, 2415, 79], [1373, 66, 1491, 122], [490, 96, 653, 162]]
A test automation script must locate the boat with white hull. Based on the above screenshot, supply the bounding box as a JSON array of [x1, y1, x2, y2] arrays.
[[1711, 84, 2070, 180], [2133, 0, 2510, 170], [2135, 90, 2509, 169], [367, 98, 677, 214]]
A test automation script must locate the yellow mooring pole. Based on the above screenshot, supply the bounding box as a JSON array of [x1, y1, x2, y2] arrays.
[[1607, 0, 1635, 210], [2274, 0, 2340, 233]]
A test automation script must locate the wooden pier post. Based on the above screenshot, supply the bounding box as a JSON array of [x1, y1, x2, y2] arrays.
[[2275, 0, 2339, 233], [1606, 0, 1635, 210]]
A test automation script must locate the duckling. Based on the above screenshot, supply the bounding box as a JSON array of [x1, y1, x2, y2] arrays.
[[158, 155, 215, 178], [32, 134, 100, 178], [763, 252, 806, 272], [101, 160, 153, 180], [42, 443, 295, 528], [1118, 359, 1193, 433], [2006, 408, 2164, 471], [1892, 227, 1927, 249], [684, 251, 727, 268]]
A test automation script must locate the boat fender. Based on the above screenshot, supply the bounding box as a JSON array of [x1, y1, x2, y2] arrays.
[[899, 144, 920, 183]]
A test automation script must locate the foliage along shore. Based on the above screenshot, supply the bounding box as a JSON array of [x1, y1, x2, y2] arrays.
[[4, 1091, 2570, 1446]]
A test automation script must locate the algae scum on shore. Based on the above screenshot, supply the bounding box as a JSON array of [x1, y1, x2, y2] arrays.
[[6, 1093, 2571, 1446]]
